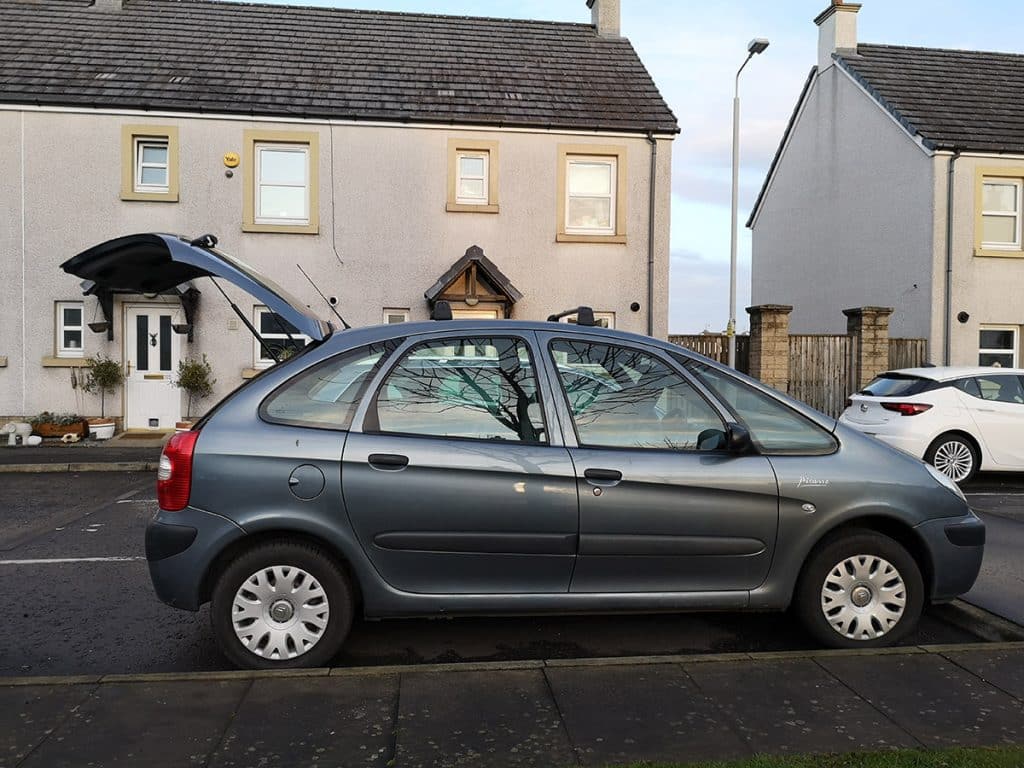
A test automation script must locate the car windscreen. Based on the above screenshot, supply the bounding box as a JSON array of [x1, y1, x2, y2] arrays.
[[859, 374, 936, 397]]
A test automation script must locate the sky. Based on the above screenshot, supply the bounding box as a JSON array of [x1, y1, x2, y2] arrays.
[[225, 0, 1023, 332]]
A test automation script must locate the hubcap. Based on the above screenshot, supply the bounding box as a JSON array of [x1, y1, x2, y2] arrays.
[[821, 555, 907, 640], [932, 440, 973, 483], [231, 565, 330, 660]]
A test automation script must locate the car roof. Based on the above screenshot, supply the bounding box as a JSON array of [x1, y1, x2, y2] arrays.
[[885, 366, 1024, 382]]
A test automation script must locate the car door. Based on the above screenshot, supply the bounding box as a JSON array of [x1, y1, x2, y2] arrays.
[[966, 374, 1024, 467], [341, 332, 579, 595], [538, 333, 780, 594]]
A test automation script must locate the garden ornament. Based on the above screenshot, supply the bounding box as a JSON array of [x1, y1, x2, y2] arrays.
[[60, 432, 80, 444], [2, 422, 32, 447]]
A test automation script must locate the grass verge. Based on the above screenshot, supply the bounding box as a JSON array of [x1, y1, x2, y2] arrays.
[[619, 746, 1024, 768]]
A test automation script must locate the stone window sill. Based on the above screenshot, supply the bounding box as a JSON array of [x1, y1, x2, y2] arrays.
[[0, 356, 7, 367], [446, 203, 500, 214], [556, 233, 627, 244], [42, 356, 89, 368], [974, 247, 1024, 258]]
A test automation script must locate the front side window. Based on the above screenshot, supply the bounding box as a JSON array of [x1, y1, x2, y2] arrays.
[[56, 301, 84, 358], [371, 337, 546, 443], [981, 179, 1022, 249], [684, 360, 837, 455], [565, 156, 616, 235], [255, 143, 310, 225], [254, 306, 311, 367], [551, 340, 724, 451], [261, 341, 400, 430], [979, 326, 1018, 368]]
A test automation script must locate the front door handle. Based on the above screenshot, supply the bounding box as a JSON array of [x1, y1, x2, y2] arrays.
[[584, 468, 622, 485], [368, 453, 409, 471]]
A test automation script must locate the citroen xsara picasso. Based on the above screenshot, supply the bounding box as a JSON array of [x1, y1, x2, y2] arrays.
[[63, 234, 985, 669]]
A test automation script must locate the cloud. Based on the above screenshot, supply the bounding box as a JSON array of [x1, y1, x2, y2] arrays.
[[669, 248, 751, 335]]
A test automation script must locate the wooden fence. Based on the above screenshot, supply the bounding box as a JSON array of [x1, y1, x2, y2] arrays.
[[668, 335, 749, 374], [889, 338, 930, 370], [787, 335, 854, 417]]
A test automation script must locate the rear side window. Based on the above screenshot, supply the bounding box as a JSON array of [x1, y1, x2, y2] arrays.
[[260, 340, 401, 430], [683, 360, 836, 455], [975, 374, 1024, 404], [859, 374, 936, 397]]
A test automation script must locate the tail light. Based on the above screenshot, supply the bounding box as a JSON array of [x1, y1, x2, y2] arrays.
[[881, 402, 932, 416], [157, 429, 200, 511]]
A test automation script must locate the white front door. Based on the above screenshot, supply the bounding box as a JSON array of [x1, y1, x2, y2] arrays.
[[124, 304, 181, 430]]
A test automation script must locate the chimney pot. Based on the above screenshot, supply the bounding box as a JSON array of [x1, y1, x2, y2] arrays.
[[586, 0, 620, 38], [814, 0, 860, 71]]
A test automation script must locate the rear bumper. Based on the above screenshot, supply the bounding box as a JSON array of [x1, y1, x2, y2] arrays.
[[146, 506, 246, 611], [914, 511, 985, 602], [838, 419, 929, 459]]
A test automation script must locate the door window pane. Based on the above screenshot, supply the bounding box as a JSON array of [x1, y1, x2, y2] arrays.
[[374, 337, 546, 443], [136, 314, 149, 371], [159, 315, 172, 371], [551, 340, 723, 450], [261, 341, 401, 430], [684, 360, 837, 454], [976, 375, 1024, 404]]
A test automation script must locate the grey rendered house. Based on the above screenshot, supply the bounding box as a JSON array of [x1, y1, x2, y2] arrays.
[[749, 0, 1024, 368], [0, 0, 677, 429]]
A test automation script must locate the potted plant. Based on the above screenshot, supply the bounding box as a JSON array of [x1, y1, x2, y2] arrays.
[[82, 355, 124, 439], [30, 411, 89, 438], [173, 355, 216, 431]]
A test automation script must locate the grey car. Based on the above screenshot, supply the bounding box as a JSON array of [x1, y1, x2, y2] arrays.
[[64, 234, 986, 669]]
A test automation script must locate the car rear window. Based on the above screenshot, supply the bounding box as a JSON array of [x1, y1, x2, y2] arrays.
[[859, 374, 936, 397]]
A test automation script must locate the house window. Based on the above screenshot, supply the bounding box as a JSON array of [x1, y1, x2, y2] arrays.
[[383, 308, 410, 324], [557, 144, 627, 243], [979, 326, 1018, 368], [560, 311, 615, 329], [254, 306, 311, 367], [121, 125, 179, 201], [446, 139, 499, 213], [981, 179, 1022, 249], [56, 301, 84, 358], [243, 130, 319, 234]]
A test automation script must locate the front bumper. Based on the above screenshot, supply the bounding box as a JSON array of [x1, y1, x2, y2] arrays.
[[146, 506, 246, 611], [914, 511, 985, 602]]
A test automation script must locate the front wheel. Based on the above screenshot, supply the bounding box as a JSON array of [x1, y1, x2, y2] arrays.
[[210, 540, 354, 669], [795, 531, 923, 648], [925, 433, 979, 485]]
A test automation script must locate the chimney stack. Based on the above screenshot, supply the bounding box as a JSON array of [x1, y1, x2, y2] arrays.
[[814, 0, 860, 71], [92, 0, 124, 10], [586, 0, 620, 38]]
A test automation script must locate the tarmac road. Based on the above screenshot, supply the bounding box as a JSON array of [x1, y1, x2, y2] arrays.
[[2, 470, 1016, 677]]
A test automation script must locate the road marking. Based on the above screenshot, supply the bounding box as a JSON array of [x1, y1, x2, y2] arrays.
[[0, 557, 145, 565], [967, 492, 1024, 497], [116, 499, 158, 504]]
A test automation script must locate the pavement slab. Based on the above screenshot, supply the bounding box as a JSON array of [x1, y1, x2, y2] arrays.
[[684, 657, 918, 756], [819, 653, 1024, 748], [942, 648, 1024, 701], [395, 669, 575, 768], [19, 680, 249, 768], [208, 675, 398, 768], [545, 663, 749, 766], [0, 683, 94, 768]]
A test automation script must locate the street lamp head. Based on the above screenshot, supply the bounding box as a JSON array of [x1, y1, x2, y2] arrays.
[[748, 38, 770, 55]]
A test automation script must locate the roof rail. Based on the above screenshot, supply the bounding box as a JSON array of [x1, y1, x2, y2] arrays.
[[547, 306, 596, 326]]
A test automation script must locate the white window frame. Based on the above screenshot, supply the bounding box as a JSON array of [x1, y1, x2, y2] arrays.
[[981, 178, 1022, 250], [565, 156, 617, 236], [134, 137, 170, 194], [254, 143, 311, 226], [559, 311, 615, 329], [56, 301, 85, 358], [455, 151, 489, 205], [383, 308, 410, 324], [253, 306, 311, 368], [979, 325, 1019, 368]]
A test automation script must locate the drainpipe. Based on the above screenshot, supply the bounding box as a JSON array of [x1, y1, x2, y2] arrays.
[[646, 132, 657, 337], [943, 150, 960, 366]]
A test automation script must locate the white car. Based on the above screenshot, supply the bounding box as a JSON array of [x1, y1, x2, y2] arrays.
[[840, 367, 1024, 484]]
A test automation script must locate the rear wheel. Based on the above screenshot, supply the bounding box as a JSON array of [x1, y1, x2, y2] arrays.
[[925, 433, 979, 485], [210, 540, 353, 669], [796, 530, 923, 648]]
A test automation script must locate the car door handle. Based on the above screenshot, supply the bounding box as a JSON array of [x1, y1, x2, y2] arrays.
[[584, 468, 623, 485], [368, 453, 409, 471]]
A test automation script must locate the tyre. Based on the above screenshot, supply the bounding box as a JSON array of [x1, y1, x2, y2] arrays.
[[795, 530, 923, 649], [210, 540, 354, 669], [925, 433, 979, 485]]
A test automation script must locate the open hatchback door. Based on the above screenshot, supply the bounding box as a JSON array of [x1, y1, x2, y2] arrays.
[[60, 233, 332, 342]]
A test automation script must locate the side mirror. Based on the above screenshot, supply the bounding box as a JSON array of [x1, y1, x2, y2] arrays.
[[726, 422, 753, 454]]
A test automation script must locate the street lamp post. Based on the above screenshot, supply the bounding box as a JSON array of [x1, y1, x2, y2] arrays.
[[728, 38, 769, 368]]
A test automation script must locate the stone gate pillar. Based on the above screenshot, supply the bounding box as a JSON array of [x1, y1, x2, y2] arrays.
[[746, 304, 793, 391], [844, 306, 894, 391]]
